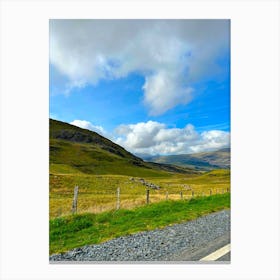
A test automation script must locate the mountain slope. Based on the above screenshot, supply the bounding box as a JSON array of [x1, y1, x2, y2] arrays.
[[49, 119, 198, 176], [147, 148, 230, 171]]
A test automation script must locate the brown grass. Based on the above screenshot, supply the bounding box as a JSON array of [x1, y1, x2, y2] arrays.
[[49, 170, 230, 218]]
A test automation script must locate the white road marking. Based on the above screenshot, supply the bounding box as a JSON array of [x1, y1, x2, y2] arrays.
[[199, 244, 231, 261]]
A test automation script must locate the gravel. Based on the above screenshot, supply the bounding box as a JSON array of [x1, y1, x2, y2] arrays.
[[49, 209, 230, 262]]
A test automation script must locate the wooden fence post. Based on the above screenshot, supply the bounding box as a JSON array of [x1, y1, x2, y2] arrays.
[[146, 189, 150, 204], [192, 191, 194, 198], [116, 187, 120, 210], [227, 187, 229, 192], [180, 191, 183, 200], [166, 191, 169, 200], [72, 186, 79, 214], [210, 189, 212, 196]]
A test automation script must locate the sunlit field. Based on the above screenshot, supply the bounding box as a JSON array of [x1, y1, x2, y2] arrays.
[[50, 168, 230, 218]]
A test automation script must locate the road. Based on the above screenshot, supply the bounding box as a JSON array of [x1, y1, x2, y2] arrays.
[[50, 210, 230, 262], [168, 232, 230, 262]]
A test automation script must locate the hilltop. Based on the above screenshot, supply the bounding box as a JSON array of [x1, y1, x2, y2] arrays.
[[49, 119, 198, 176]]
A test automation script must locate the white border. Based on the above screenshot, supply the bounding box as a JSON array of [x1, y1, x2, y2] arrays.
[[0, 0, 279, 279]]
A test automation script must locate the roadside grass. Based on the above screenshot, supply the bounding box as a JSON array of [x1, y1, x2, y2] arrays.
[[50, 193, 230, 254], [49, 170, 230, 218]]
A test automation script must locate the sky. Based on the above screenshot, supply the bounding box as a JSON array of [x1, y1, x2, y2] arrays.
[[50, 19, 230, 156]]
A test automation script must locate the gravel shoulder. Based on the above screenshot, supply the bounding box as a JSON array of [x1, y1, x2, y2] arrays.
[[50, 209, 230, 262]]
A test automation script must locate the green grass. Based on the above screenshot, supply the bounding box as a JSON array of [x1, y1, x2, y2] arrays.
[[50, 138, 174, 177], [49, 119, 199, 177], [49, 193, 230, 254]]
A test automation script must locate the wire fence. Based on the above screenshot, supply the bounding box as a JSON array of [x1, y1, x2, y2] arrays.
[[50, 185, 230, 218]]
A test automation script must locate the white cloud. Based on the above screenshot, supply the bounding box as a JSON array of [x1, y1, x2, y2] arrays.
[[143, 70, 193, 115], [50, 20, 229, 115], [190, 130, 230, 153], [115, 121, 165, 148], [69, 119, 230, 155], [70, 120, 107, 137], [115, 121, 230, 155]]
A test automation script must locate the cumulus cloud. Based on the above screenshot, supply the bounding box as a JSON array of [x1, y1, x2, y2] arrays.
[[70, 120, 107, 137], [115, 121, 230, 155], [50, 20, 229, 115], [143, 70, 194, 115], [115, 121, 165, 149], [69, 119, 230, 155]]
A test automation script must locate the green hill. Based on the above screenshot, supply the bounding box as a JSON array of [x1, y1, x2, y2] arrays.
[[49, 119, 198, 177], [146, 148, 230, 171]]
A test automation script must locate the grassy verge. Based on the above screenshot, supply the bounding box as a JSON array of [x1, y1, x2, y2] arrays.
[[50, 193, 230, 254]]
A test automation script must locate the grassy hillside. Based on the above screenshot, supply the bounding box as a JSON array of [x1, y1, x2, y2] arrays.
[[50, 193, 230, 254], [50, 118, 141, 161], [50, 119, 197, 176], [147, 148, 230, 170]]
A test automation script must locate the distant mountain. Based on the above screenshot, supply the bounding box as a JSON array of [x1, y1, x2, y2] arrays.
[[49, 119, 199, 176], [146, 148, 230, 171]]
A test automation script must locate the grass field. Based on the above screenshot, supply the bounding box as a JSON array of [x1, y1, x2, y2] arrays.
[[50, 193, 230, 254], [50, 168, 230, 218]]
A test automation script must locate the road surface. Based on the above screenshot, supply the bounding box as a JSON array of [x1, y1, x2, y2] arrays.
[[168, 232, 230, 262]]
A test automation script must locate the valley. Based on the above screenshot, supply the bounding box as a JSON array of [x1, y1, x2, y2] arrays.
[[49, 119, 230, 219]]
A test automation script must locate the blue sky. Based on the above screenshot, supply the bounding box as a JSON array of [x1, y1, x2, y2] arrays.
[[50, 20, 230, 156]]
